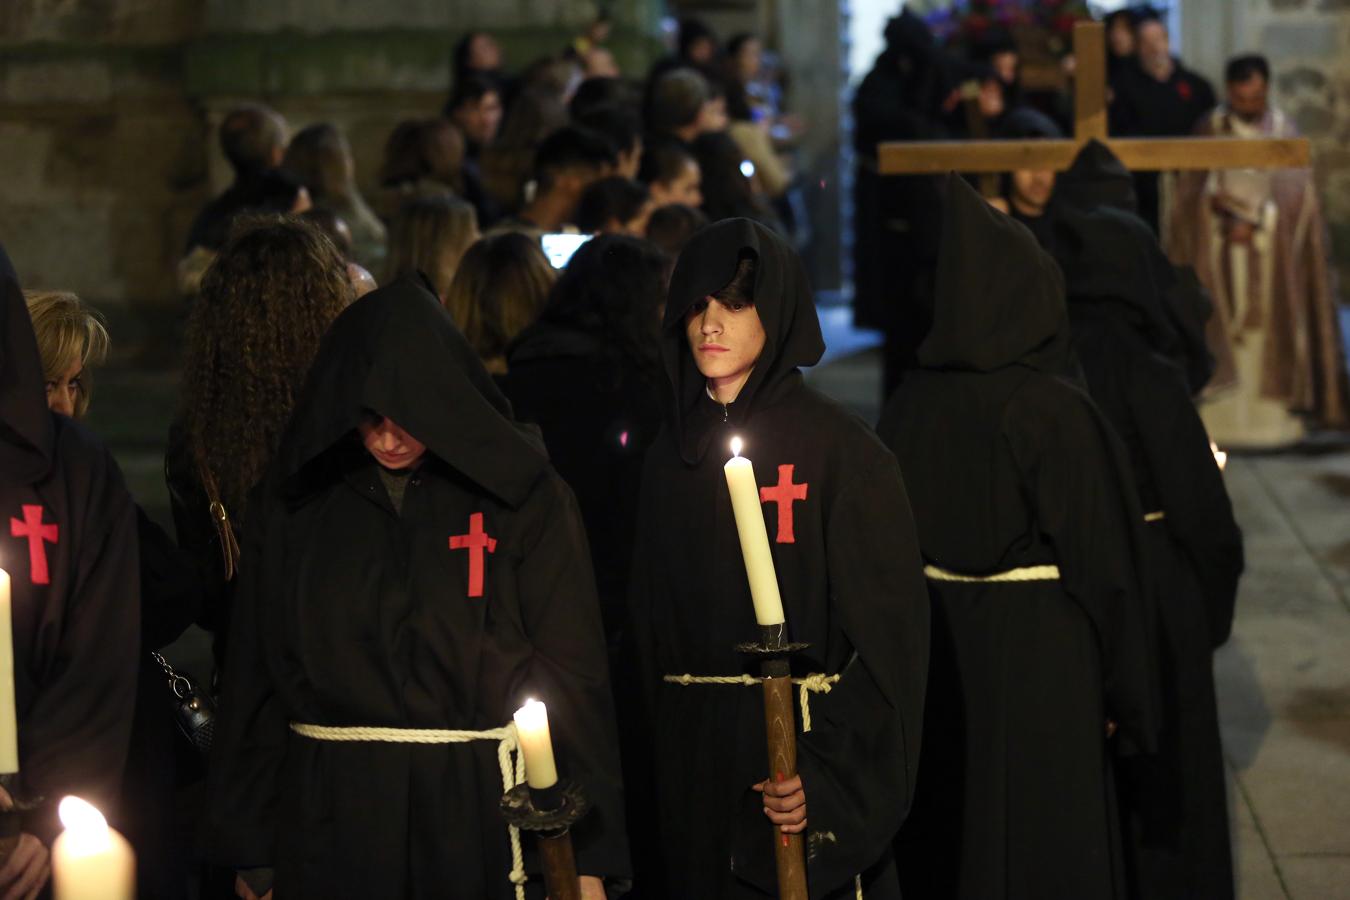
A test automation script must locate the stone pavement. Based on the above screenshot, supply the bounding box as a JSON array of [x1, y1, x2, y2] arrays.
[[88, 325, 1350, 899]]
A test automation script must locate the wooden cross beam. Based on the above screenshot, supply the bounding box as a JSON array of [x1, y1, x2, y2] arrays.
[[877, 21, 1311, 175]]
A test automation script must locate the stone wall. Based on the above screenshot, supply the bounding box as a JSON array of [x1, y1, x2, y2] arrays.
[[0, 0, 661, 341]]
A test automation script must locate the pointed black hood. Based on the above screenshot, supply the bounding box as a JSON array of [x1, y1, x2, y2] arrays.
[[1054, 204, 1181, 353], [662, 218, 824, 464], [1055, 139, 1138, 214], [918, 174, 1071, 374], [0, 243, 54, 484], [278, 273, 549, 508]]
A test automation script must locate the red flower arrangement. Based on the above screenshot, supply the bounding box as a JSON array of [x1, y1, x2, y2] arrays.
[[926, 0, 1093, 55]]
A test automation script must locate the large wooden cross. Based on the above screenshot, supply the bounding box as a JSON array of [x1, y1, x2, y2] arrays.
[[877, 21, 1309, 177]]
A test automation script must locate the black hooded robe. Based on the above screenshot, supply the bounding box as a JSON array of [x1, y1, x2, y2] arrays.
[[0, 243, 140, 845], [1054, 140, 1216, 397], [1055, 205, 1244, 900], [879, 178, 1156, 900], [627, 219, 930, 900], [202, 277, 628, 899]]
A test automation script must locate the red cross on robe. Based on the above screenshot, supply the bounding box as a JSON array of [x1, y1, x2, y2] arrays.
[[10, 504, 59, 585], [449, 512, 498, 598], [759, 464, 809, 544]]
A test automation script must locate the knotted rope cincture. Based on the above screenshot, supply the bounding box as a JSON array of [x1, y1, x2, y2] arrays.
[[662, 671, 863, 896], [922, 563, 1061, 583], [289, 721, 528, 900]]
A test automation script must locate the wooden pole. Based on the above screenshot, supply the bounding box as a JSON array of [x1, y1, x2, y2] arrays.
[[537, 831, 582, 900], [1072, 21, 1108, 142], [762, 670, 808, 900]]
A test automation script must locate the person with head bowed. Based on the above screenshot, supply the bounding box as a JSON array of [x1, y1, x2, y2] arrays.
[[625, 218, 930, 898], [201, 274, 628, 900]]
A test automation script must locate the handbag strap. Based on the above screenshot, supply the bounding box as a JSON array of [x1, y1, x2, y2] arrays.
[[197, 462, 241, 582]]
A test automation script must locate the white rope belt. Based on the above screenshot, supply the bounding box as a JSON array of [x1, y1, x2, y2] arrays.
[[1143, 510, 1166, 523], [661, 673, 864, 898], [923, 563, 1061, 583], [290, 722, 528, 900], [661, 672, 840, 732]]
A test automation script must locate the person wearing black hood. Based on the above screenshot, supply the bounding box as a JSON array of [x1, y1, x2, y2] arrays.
[[0, 243, 140, 897], [1054, 140, 1216, 396], [1054, 202, 1244, 900], [879, 176, 1156, 900], [852, 10, 957, 399], [202, 276, 628, 900], [627, 219, 930, 899]]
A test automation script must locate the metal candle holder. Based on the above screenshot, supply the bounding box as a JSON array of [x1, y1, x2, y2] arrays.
[[737, 622, 810, 900], [500, 778, 590, 900]]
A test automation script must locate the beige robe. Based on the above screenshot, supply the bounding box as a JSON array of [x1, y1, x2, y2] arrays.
[[1166, 105, 1349, 446]]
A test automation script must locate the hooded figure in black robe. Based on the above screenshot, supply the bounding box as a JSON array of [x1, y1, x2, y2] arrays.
[[878, 176, 1156, 900], [627, 219, 930, 899], [1055, 140, 1216, 396], [0, 243, 140, 852], [1054, 204, 1244, 900], [202, 275, 628, 899]]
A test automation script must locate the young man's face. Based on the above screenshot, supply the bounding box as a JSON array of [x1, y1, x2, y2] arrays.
[[1136, 22, 1171, 69], [1107, 17, 1135, 58], [453, 92, 504, 147], [1011, 169, 1056, 216], [359, 415, 427, 470], [684, 295, 767, 383], [1227, 74, 1268, 123], [650, 159, 703, 208]]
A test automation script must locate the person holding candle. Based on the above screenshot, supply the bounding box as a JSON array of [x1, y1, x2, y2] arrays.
[[202, 274, 627, 899], [0, 244, 140, 898], [877, 176, 1157, 900], [626, 218, 930, 899]]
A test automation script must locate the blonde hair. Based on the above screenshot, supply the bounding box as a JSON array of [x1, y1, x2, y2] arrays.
[[23, 290, 110, 418], [384, 194, 480, 300], [443, 233, 555, 371]]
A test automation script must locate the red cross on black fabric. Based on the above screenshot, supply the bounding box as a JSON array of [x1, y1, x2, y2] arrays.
[[449, 512, 498, 598], [759, 464, 809, 544], [10, 504, 59, 585]]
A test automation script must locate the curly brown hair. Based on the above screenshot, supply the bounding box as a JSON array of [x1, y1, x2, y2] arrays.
[[183, 215, 353, 517]]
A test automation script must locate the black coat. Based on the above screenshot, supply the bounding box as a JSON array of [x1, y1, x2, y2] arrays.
[[0, 244, 140, 844], [1056, 204, 1244, 900], [879, 178, 1156, 900], [628, 219, 930, 899], [202, 276, 628, 898], [502, 323, 662, 649], [1054, 141, 1216, 396]]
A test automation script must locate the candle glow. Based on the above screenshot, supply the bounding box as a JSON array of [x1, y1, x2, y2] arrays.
[[1210, 441, 1228, 471], [52, 795, 135, 900], [513, 698, 559, 790]]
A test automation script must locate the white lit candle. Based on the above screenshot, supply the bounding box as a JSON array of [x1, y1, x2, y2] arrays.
[[724, 437, 786, 627], [52, 796, 135, 900], [513, 699, 558, 790], [0, 569, 16, 774], [1210, 441, 1228, 472]]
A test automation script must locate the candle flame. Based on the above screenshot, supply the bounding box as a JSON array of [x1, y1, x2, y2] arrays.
[[59, 796, 107, 833], [730, 436, 743, 457], [1210, 441, 1228, 471]]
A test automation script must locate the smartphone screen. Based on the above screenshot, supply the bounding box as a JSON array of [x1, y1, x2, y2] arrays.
[[541, 233, 593, 269]]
